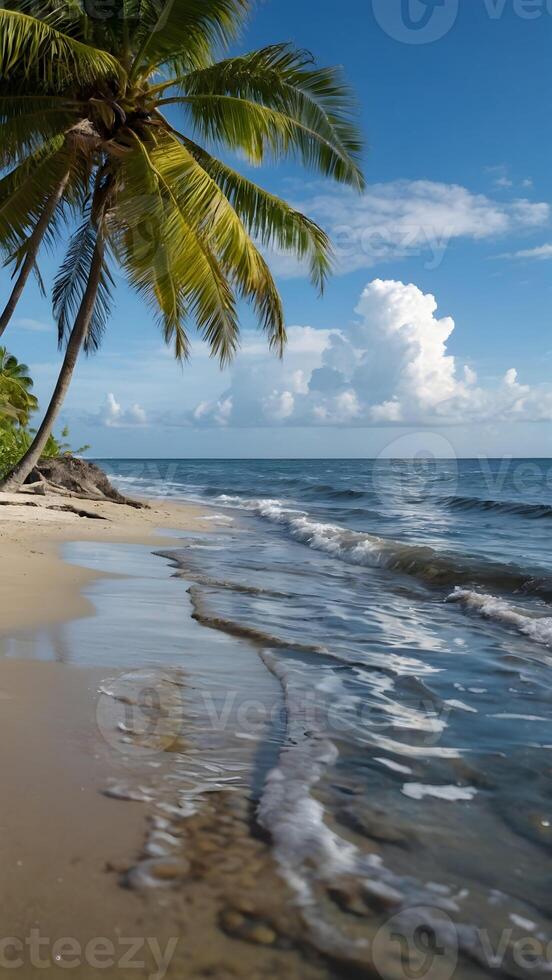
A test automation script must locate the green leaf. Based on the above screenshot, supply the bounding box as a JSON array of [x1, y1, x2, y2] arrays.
[[0, 137, 70, 258], [163, 91, 364, 188], [112, 133, 242, 364], [178, 133, 332, 292], [0, 8, 125, 90], [53, 210, 115, 354], [181, 44, 364, 188], [130, 0, 250, 78]]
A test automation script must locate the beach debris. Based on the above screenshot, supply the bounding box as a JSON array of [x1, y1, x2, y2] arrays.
[[0, 497, 108, 520], [21, 457, 147, 508], [47, 503, 108, 520]]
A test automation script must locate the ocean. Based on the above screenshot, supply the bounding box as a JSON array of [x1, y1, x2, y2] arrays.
[[96, 457, 552, 975]]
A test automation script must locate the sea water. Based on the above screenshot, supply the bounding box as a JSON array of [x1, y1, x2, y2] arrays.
[[96, 457, 552, 975]]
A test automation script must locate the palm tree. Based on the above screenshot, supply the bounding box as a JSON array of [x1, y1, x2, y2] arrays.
[[0, 1, 364, 491], [0, 346, 38, 425]]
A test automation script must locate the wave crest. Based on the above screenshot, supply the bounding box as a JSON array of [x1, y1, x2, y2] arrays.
[[440, 495, 552, 519], [447, 589, 552, 647], [217, 496, 552, 599]]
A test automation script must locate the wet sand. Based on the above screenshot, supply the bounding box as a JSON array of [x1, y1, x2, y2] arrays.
[[0, 657, 328, 979], [0, 492, 332, 979], [0, 491, 211, 633]]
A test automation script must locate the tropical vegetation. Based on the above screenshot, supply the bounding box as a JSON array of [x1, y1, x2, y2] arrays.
[[0, 347, 86, 479], [0, 345, 37, 424], [0, 0, 364, 490]]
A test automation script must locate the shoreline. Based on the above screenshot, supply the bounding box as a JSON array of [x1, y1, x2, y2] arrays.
[[0, 492, 213, 974], [0, 491, 211, 634], [0, 491, 330, 979]]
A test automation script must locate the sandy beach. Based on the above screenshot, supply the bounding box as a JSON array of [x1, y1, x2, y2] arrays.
[[0, 491, 211, 633], [0, 490, 331, 980]]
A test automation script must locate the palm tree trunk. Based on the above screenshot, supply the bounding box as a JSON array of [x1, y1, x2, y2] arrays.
[[0, 233, 105, 492], [0, 171, 70, 338]]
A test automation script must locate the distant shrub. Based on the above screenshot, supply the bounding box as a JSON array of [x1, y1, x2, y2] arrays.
[[0, 350, 90, 480]]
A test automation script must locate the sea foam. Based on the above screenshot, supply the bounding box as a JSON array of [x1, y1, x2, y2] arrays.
[[217, 496, 552, 598], [447, 589, 552, 647]]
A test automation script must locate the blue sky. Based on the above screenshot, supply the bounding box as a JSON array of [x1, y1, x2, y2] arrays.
[[4, 0, 552, 458]]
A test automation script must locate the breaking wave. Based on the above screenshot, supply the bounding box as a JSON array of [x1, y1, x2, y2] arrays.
[[217, 496, 552, 599], [447, 589, 552, 647]]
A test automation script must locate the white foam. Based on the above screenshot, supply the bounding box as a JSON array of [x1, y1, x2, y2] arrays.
[[510, 914, 537, 932], [216, 496, 433, 574], [445, 699, 478, 714], [370, 732, 462, 759], [258, 658, 357, 890], [448, 589, 552, 647], [401, 783, 478, 802], [374, 757, 413, 775], [491, 713, 548, 722]]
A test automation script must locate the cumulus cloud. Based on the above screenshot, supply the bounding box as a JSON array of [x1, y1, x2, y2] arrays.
[[193, 395, 233, 426], [99, 393, 147, 428], [266, 180, 550, 277], [189, 279, 552, 428]]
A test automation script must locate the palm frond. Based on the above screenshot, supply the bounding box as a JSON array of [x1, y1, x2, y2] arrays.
[[0, 97, 78, 168], [107, 137, 191, 360], [0, 8, 124, 89], [53, 211, 114, 354], [0, 137, 71, 257], [150, 131, 290, 351], [177, 132, 332, 292], [1, 0, 86, 36], [180, 44, 364, 189], [130, 0, 250, 78], [7, 238, 49, 296], [162, 92, 363, 188], [0, 345, 38, 424], [111, 133, 241, 365]]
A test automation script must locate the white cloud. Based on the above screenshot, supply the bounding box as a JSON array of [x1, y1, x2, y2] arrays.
[[13, 317, 53, 333], [194, 395, 233, 426], [485, 165, 533, 192], [266, 180, 550, 278], [263, 389, 295, 421], [241, 325, 333, 357], [188, 279, 552, 428], [494, 176, 513, 189], [100, 393, 147, 428], [502, 243, 552, 261]]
